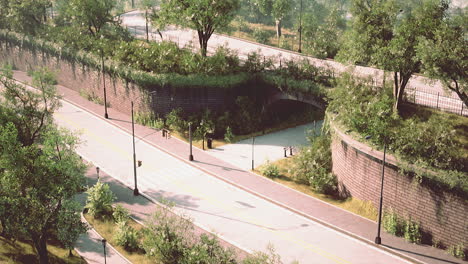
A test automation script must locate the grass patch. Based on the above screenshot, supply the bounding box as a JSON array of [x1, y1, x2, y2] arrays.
[[227, 21, 298, 51], [83, 213, 154, 264], [0, 236, 85, 264], [399, 103, 468, 160], [255, 158, 378, 221]]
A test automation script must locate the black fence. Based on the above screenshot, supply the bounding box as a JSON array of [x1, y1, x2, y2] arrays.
[[404, 87, 467, 116]]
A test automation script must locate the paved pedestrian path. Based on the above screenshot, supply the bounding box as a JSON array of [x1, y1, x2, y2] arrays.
[[206, 121, 323, 171], [12, 70, 465, 264]]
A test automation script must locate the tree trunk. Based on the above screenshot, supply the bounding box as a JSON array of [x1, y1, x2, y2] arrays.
[[145, 9, 149, 42], [276, 19, 282, 38], [69, 249, 73, 257], [197, 31, 208, 57], [33, 234, 49, 264], [448, 80, 468, 108], [393, 71, 410, 113]]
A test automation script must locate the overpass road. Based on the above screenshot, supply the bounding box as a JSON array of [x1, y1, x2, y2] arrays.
[[53, 96, 410, 264]]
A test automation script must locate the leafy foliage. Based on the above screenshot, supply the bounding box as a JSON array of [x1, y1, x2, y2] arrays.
[[114, 221, 140, 252], [56, 0, 117, 37], [253, 28, 272, 44], [85, 181, 116, 219], [142, 204, 194, 264], [292, 131, 336, 195], [328, 74, 467, 193], [403, 217, 421, 244], [57, 200, 89, 255], [383, 207, 403, 236], [113, 204, 130, 224], [261, 161, 280, 178], [157, 0, 240, 56], [338, 0, 451, 112], [447, 243, 466, 260], [242, 243, 282, 264], [0, 67, 86, 264], [184, 234, 238, 264], [416, 12, 468, 107]]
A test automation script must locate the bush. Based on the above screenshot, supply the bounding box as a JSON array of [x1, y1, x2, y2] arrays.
[[383, 208, 403, 236], [85, 181, 116, 219], [142, 205, 194, 264], [114, 221, 140, 252], [184, 234, 238, 264], [242, 244, 282, 264], [165, 108, 187, 133], [252, 28, 272, 45], [224, 126, 234, 143], [292, 132, 336, 195], [113, 204, 130, 224], [403, 217, 421, 244], [261, 161, 280, 178], [447, 244, 466, 260]]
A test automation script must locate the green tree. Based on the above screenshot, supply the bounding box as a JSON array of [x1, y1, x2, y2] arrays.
[[0, 67, 87, 264], [57, 0, 116, 37], [0, 124, 87, 264], [0, 67, 60, 146], [138, 0, 159, 42], [57, 200, 89, 257], [255, 0, 292, 38], [416, 13, 468, 107], [338, 0, 450, 113], [1, 0, 51, 35], [157, 0, 240, 56], [0, 69, 85, 263]]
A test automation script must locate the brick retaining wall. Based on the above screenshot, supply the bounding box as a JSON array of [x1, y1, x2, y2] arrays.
[[331, 126, 467, 248], [0, 42, 228, 116]]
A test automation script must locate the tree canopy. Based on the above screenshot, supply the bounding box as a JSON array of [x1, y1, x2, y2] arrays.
[[0, 67, 87, 264], [338, 0, 452, 113], [56, 0, 116, 37], [157, 0, 240, 56], [416, 11, 468, 107]]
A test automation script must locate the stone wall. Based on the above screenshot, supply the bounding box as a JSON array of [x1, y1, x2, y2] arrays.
[[0, 42, 229, 116], [331, 126, 467, 248]]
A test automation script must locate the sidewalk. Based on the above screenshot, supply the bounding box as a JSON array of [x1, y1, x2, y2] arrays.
[[13, 70, 465, 264]]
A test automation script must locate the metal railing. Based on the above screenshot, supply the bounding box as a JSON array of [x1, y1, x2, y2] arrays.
[[404, 87, 467, 116]]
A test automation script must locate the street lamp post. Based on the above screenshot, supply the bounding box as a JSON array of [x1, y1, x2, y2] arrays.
[[96, 166, 100, 181], [366, 135, 387, 245], [298, 0, 303, 53], [375, 139, 387, 244], [251, 137, 255, 170], [100, 47, 109, 119], [101, 239, 107, 264], [189, 122, 194, 161], [131, 91, 157, 196]]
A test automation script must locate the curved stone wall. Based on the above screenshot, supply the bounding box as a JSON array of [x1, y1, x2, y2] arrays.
[[331, 126, 467, 248]]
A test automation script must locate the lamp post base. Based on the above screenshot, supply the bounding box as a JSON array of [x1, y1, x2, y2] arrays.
[[375, 236, 381, 244], [104, 113, 109, 119], [189, 155, 194, 161], [133, 188, 139, 196]]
